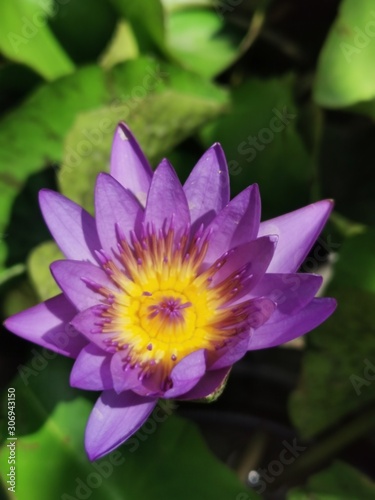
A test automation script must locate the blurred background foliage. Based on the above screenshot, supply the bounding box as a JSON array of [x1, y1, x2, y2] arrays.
[[0, 0, 375, 499]]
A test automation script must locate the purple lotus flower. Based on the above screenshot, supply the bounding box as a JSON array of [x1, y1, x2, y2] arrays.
[[5, 123, 336, 460]]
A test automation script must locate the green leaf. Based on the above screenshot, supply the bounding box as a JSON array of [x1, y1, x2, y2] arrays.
[[165, 8, 243, 78], [99, 21, 139, 70], [28, 241, 63, 301], [314, 0, 375, 107], [0, 357, 253, 500], [58, 66, 228, 212], [200, 77, 312, 218], [161, 0, 216, 12], [110, 0, 166, 52], [288, 461, 375, 499], [2, 279, 37, 317], [0, 65, 106, 255], [0, 0, 74, 80], [48, 0, 118, 64], [290, 230, 375, 438], [0, 57, 226, 266], [331, 229, 375, 294]]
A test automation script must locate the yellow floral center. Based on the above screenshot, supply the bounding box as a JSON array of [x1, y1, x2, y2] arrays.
[[93, 226, 255, 385]]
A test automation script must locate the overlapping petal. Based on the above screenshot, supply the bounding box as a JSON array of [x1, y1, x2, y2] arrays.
[[85, 390, 157, 461], [39, 189, 100, 264], [183, 143, 230, 231], [203, 185, 262, 264], [50, 260, 115, 311], [4, 294, 86, 358], [164, 349, 206, 399], [95, 173, 143, 255], [247, 297, 337, 350], [110, 122, 153, 201], [258, 200, 333, 273], [70, 344, 113, 390], [144, 159, 190, 234]]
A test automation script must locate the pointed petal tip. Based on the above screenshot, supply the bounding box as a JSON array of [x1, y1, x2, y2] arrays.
[[115, 121, 132, 141], [269, 234, 279, 245]]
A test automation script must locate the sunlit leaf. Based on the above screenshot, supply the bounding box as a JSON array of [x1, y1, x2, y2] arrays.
[[314, 0, 375, 107], [0, 0, 74, 80], [28, 241, 63, 301], [165, 8, 243, 78], [110, 0, 166, 51], [58, 64, 228, 211]]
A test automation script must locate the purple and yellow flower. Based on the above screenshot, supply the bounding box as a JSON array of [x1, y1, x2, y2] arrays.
[[5, 123, 336, 460]]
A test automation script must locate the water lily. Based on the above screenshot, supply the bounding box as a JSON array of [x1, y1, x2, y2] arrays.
[[5, 123, 336, 460]]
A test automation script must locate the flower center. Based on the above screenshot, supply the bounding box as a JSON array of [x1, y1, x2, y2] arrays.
[[86, 224, 269, 389]]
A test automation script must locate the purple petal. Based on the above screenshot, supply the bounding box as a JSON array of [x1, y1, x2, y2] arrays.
[[209, 333, 249, 370], [71, 306, 117, 352], [183, 143, 230, 231], [203, 185, 262, 265], [249, 273, 323, 317], [176, 367, 230, 400], [85, 390, 157, 460], [70, 344, 113, 391], [95, 173, 143, 255], [163, 349, 206, 398], [110, 122, 153, 202], [247, 297, 337, 350], [110, 352, 145, 395], [258, 200, 333, 273], [4, 294, 87, 358], [210, 236, 278, 291], [144, 159, 190, 234], [50, 260, 115, 311], [39, 189, 100, 264]]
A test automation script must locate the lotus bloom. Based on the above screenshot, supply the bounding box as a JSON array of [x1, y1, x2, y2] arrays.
[[5, 123, 336, 460]]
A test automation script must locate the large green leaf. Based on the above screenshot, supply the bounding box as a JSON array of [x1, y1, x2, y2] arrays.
[[0, 0, 74, 80], [314, 0, 375, 107], [0, 357, 253, 499], [200, 77, 311, 218], [290, 230, 375, 438], [288, 461, 375, 499], [0, 58, 227, 268], [58, 70, 228, 212], [165, 8, 243, 78]]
